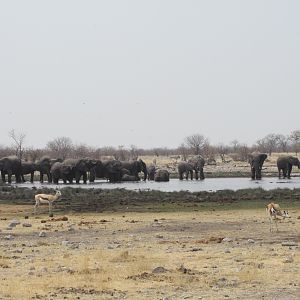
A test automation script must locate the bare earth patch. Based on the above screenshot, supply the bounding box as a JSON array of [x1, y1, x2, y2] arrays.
[[0, 205, 299, 299]]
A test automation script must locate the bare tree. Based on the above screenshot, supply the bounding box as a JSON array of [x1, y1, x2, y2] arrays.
[[289, 130, 300, 155], [230, 139, 239, 152], [46, 137, 73, 160], [276, 134, 289, 153], [8, 129, 26, 160], [185, 134, 208, 155], [256, 134, 280, 156]]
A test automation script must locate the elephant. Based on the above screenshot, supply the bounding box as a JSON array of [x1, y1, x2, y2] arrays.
[[188, 156, 205, 180], [277, 156, 300, 179], [56, 158, 98, 184], [178, 156, 205, 180], [50, 162, 73, 184], [35, 156, 62, 183], [89, 160, 123, 182], [248, 153, 267, 180], [147, 165, 156, 181], [0, 156, 22, 184], [121, 174, 140, 181], [120, 159, 147, 181], [154, 169, 170, 182], [21, 161, 37, 183]]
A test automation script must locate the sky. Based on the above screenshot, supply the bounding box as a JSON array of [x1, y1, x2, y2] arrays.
[[0, 1, 300, 149]]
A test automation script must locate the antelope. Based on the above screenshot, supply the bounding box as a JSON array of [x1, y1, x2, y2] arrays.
[[34, 190, 61, 215], [266, 202, 290, 232]]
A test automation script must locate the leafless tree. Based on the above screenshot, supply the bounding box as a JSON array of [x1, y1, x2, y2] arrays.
[[256, 134, 280, 156], [185, 134, 209, 155], [230, 139, 239, 152], [8, 129, 26, 160], [46, 136, 73, 160], [289, 130, 300, 155], [276, 134, 289, 153]]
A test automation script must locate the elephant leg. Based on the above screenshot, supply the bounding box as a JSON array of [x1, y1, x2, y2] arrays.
[[1, 171, 5, 183], [22, 174, 26, 182], [75, 172, 81, 184], [7, 171, 12, 184], [251, 167, 255, 180], [287, 165, 292, 179], [200, 169, 205, 180], [190, 170, 193, 180], [195, 171, 199, 180], [257, 168, 262, 180], [30, 172, 34, 183], [40, 172, 44, 183], [179, 172, 183, 180], [47, 172, 52, 183], [82, 172, 87, 184]]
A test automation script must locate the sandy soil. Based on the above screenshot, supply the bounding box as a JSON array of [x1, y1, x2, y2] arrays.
[[0, 204, 299, 300]]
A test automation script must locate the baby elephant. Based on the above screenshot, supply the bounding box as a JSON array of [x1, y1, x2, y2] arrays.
[[154, 169, 170, 182]]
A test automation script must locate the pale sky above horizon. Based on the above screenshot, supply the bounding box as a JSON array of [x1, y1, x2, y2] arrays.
[[0, 1, 299, 149]]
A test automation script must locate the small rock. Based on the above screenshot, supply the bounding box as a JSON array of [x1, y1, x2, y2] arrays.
[[8, 220, 21, 228], [155, 234, 164, 239], [5, 227, 13, 230], [39, 231, 46, 237], [224, 249, 231, 254], [28, 271, 34, 275], [22, 223, 32, 227], [248, 239, 255, 244], [283, 256, 294, 263], [4, 235, 14, 240], [152, 266, 168, 274], [61, 240, 69, 246], [29, 266, 36, 270], [222, 237, 233, 243]]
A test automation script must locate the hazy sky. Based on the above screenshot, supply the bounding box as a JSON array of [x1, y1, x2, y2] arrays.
[[0, 1, 299, 149]]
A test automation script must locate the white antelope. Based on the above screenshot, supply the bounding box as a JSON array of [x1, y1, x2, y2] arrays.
[[34, 190, 62, 215], [266, 202, 290, 232]]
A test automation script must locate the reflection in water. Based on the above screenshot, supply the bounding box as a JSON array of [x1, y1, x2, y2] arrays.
[[14, 177, 300, 192]]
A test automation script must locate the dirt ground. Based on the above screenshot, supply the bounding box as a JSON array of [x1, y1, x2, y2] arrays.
[[0, 204, 299, 300]]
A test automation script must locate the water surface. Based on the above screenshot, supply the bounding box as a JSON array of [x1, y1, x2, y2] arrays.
[[15, 177, 300, 192]]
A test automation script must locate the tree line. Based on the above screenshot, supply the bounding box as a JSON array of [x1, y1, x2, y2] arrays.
[[1, 129, 300, 162]]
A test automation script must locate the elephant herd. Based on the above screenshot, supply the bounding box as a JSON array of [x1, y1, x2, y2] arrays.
[[248, 153, 300, 180], [0, 154, 299, 184]]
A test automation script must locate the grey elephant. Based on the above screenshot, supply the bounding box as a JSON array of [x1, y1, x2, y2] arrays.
[[35, 156, 62, 183], [147, 165, 156, 181], [277, 156, 300, 179], [50, 162, 73, 184], [89, 160, 123, 182], [120, 159, 148, 181], [248, 153, 267, 180], [59, 158, 97, 184], [121, 173, 140, 181], [0, 156, 22, 184], [154, 169, 170, 182], [188, 156, 205, 180], [178, 156, 205, 180], [21, 161, 37, 183]]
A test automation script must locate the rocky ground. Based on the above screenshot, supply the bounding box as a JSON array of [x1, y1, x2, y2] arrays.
[[0, 203, 299, 300]]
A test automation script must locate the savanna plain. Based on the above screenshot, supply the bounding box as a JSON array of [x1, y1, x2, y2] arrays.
[[0, 155, 300, 300]]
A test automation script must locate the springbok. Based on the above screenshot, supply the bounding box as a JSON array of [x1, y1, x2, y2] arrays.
[[266, 202, 290, 232], [34, 190, 61, 215]]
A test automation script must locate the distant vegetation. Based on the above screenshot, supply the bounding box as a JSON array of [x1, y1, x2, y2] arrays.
[[1, 129, 300, 162]]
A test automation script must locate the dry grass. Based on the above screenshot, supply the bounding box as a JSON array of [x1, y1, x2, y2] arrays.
[[0, 205, 299, 299]]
